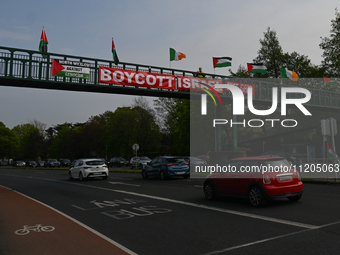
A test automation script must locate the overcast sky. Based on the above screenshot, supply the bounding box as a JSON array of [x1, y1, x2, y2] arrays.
[[0, 0, 338, 129]]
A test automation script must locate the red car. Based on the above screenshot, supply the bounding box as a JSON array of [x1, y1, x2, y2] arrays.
[[203, 156, 303, 207]]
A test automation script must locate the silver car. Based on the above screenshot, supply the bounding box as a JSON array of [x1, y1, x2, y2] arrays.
[[69, 159, 109, 181], [130, 156, 151, 169]]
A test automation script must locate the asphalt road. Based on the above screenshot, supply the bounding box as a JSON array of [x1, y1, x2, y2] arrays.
[[1, 168, 340, 255]]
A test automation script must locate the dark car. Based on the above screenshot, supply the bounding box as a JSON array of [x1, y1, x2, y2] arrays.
[[44, 159, 61, 168], [203, 156, 303, 207], [109, 157, 129, 167], [13, 161, 26, 167], [142, 156, 190, 180], [261, 151, 299, 166], [26, 161, 38, 167], [59, 158, 71, 167], [0, 161, 8, 166]]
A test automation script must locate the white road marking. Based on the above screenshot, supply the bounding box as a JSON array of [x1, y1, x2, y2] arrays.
[[201, 228, 312, 255], [109, 177, 134, 181], [111, 189, 318, 230], [202, 220, 340, 254], [0, 184, 137, 255], [109, 182, 140, 187], [0, 174, 321, 229]]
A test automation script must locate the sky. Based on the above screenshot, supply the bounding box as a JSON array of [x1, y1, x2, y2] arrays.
[[0, 0, 338, 129]]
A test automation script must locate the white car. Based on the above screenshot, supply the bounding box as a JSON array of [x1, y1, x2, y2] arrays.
[[69, 159, 109, 181]]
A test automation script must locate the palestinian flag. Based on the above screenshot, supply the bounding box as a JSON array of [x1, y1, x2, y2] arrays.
[[213, 57, 232, 68], [170, 48, 186, 61], [247, 63, 267, 74], [52, 59, 90, 79], [39, 27, 48, 58], [324, 76, 339, 86], [280, 68, 298, 81], [326, 139, 340, 164], [112, 38, 119, 64]]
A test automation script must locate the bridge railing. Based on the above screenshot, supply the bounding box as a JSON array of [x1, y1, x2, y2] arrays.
[[0, 46, 225, 84], [1, 46, 340, 109]]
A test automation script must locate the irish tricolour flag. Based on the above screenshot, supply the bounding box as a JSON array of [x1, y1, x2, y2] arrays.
[[213, 57, 232, 68], [247, 63, 267, 74], [280, 68, 298, 81], [170, 48, 186, 61]]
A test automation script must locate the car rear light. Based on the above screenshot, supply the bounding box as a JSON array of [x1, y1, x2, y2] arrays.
[[165, 163, 174, 166], [263, 174, 271, 184], [184, 162, 189, 165]]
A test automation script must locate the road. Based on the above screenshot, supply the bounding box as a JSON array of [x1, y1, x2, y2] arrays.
[[1, 168, 340, 255]]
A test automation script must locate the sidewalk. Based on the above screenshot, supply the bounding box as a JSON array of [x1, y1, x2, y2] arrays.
[[0, 185, 136, 255]]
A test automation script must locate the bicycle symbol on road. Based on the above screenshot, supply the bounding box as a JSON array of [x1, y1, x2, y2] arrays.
[[15, 224, 55, 235]]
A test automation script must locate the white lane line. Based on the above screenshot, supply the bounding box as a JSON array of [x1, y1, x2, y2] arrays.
[[109, 177, 134, 181], [201, 228, 312, 255], [202, 220, 340, 254], [0, 184, 137, 255], [109, 182, 140, 187], [111, 189, 318, 230]]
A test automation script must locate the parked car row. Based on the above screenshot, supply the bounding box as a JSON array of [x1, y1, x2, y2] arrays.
[[5, 158, 71, 168]]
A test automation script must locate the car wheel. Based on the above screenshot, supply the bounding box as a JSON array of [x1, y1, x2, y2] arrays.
[[102, 175, 108, 180], [183, 174, 190, 179], [288, 193, 302, 202], [204, 182, 216, 200], [142, 170, 148, 179], [118, 163, 121, 167], [131, 164, 134, 169], [248, 186, 266, 207], [159, 171, 165, 180], [68, 171, 73, 180], [79, 172, 84, 181], [138, 164, 143, 170]]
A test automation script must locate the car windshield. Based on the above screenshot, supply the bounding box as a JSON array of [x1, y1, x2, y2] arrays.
[[85, 160, 104, 166], [50, 159, 58, 162], [167, 157, 186, 163], [140, 157, 150, 160]]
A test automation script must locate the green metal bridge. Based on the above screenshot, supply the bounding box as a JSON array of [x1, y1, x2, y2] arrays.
[[1, 46, 340, 112]]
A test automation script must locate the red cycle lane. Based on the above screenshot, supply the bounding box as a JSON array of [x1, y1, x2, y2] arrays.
[[0, 185, 136, 255]]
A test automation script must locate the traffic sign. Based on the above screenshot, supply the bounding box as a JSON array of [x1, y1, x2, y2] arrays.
[[133, 144, 139, 151]]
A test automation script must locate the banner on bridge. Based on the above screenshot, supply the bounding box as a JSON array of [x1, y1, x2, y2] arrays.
[[98, 66, 254, 94], [52, 59, 90, 79]]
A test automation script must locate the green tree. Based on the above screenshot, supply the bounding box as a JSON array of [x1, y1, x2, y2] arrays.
[[320, 8, 340, 76], [12, 123, 42, 160], [254, 27, 284, 78], [228, 65, 251, 78], [106, 105, 161, 159], [0, 122, 19, 159]]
